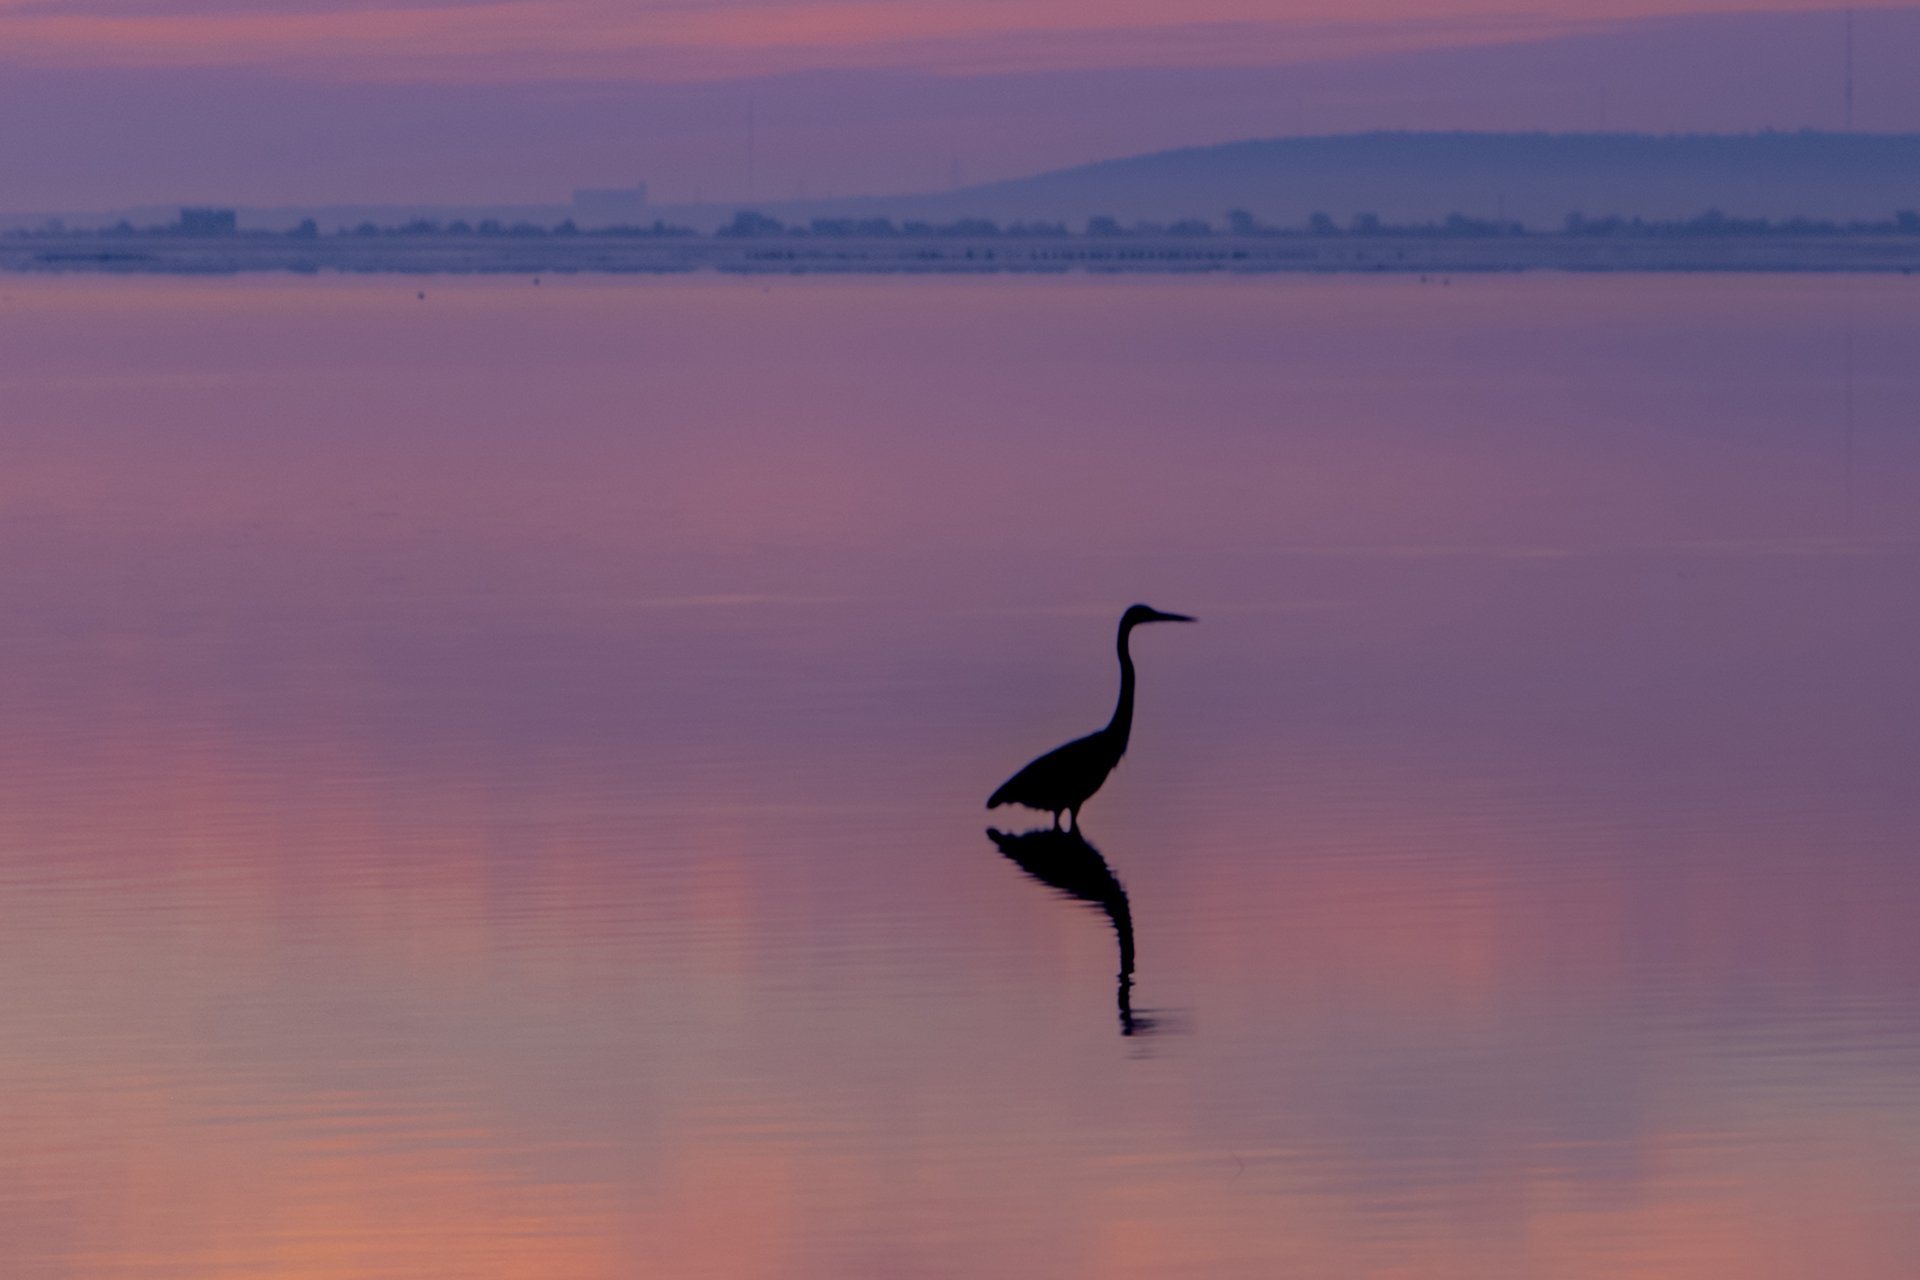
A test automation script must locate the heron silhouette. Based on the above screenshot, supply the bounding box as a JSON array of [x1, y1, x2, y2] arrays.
[[987, 604, 1194, 831]]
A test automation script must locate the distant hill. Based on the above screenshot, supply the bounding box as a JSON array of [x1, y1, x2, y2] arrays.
[[13, 131, 1918, 236], [659, 131, 1920, 231]]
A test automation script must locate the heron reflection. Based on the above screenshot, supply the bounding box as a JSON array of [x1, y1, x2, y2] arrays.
[[988, 826, 1154, 1036]]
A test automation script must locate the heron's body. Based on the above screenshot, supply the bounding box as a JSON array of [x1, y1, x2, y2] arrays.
[[987, 604, 1193, 829], [986, 730, 1122, 825]]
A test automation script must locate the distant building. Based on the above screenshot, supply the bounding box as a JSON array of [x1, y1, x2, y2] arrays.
[[572, 184, 648, 225], [179, 207, 237, 236]]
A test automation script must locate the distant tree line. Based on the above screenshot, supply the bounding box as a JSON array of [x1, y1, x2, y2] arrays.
[[3, 213, 698, 239], [695, 208, 1920, 239], [1565, 209, 1920, 236], [9, 206, 1920, 241], [719, 211, 1073, 237], [341, 218, 697, 238]]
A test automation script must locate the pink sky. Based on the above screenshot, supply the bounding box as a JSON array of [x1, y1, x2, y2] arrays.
[[0, 0, 1881, 79]]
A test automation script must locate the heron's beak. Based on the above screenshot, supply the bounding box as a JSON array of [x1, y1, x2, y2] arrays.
[[1150, 610, 1196, 623]]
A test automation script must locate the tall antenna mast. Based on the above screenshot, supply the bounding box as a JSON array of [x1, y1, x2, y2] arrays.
[[1845, 9, 1855, 130], [747, 100, 756, 202]]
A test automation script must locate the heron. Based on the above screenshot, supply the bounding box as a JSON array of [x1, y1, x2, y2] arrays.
[[987, 604, 1194, 831]]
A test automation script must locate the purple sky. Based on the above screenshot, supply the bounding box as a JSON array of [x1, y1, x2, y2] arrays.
[[2, 6, 1916, 209]]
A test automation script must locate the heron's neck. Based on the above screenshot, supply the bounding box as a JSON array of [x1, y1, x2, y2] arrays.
[[1106, 624, 1137, 749]]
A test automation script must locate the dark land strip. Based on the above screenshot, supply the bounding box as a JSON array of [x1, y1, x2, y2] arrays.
[[8, 233, 1920, 275]]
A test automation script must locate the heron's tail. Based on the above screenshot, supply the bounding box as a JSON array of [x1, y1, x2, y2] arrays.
[[986, 781, 1014, 809]]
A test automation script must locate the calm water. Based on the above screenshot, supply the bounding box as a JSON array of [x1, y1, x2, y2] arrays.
[[3, 273, 1918, 1278]]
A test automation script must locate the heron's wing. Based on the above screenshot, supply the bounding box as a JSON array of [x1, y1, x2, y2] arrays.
[[987, 732, 1109, 809]]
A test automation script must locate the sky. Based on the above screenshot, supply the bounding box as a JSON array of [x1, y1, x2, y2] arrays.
[[0, 0, 1881, 79], [1, 2, 1915, 209]]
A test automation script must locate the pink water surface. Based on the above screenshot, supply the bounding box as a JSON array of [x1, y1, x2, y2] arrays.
[[1, 272, 1917, 1278]]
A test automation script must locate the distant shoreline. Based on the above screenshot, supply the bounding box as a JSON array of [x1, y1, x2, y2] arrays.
[[7, 232, 1920, 276]]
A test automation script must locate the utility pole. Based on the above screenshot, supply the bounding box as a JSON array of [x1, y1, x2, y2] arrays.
[[747, 100, 756, 203]]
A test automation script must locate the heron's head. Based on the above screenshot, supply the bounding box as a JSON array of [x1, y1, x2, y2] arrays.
[[1121, 604, 1196, 630]]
